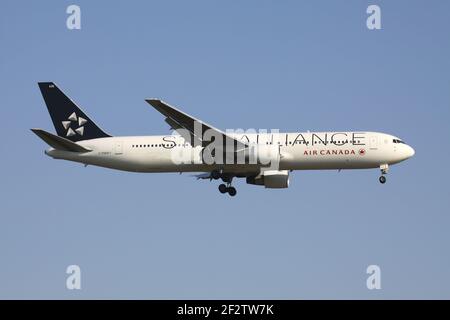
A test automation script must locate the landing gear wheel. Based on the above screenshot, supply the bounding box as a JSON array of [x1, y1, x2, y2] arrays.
[[222, 176, 232, 183], [379, 176, 386, 184], [218, 184, 227, 194], [227, 187, 237, 197], [211, 170, 221, 180]]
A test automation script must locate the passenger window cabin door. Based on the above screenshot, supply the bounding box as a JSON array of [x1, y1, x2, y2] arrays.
[[369, 135, 378, 150], [114, 141, 123, 155]]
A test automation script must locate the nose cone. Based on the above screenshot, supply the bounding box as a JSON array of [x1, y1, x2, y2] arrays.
[[406, 145, 415, 158]]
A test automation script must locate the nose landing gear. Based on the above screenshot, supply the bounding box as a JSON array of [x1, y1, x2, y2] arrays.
[[379, 164, 389, 184]]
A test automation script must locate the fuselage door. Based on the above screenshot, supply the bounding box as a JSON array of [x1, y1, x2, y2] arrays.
[[369, 135, 378, 150], [114, 141, 123, 155]]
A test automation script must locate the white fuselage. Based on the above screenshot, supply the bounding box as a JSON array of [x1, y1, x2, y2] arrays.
[[45, 131, 415, 174]]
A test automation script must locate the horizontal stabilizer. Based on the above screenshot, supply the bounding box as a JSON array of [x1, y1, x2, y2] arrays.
[[31, 129, 91, 153]]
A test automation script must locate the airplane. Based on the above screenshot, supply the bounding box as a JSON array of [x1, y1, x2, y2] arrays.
[[32, 82, 415, 197]]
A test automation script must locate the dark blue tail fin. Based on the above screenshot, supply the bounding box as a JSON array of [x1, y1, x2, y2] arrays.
[[38, 82, 110, 142]]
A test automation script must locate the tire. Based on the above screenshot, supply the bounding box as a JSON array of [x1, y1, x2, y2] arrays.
[[227, 187, 237, 197], [211, 170, 221, 180], [379, 176, 386, 184], [218, 184, 227, 193]]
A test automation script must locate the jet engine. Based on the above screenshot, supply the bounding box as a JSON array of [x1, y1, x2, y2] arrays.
[[246, 170, 290, 188]]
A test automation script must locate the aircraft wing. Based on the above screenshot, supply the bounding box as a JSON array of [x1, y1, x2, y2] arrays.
[[145, 99, 247, 150]]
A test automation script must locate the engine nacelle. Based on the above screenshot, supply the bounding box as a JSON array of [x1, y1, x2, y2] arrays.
[[246, 170, 290, 188]]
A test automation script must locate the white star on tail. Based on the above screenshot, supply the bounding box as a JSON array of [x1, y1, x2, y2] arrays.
[[62, 112, 87, 137]]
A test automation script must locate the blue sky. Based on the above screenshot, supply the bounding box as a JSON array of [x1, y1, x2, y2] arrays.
[[1, 0, 449, 299]]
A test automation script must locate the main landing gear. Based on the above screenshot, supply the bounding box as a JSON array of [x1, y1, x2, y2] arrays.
[[219, 183, 237, 196], [379, 164, 388, 184], [212, 170, 237, 196], [211, 170, 221, 180]]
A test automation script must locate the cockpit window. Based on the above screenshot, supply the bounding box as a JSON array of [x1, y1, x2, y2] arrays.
[[393, 139, 406, 144]]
